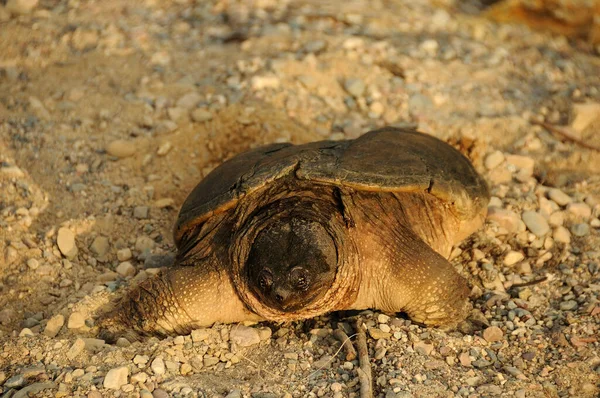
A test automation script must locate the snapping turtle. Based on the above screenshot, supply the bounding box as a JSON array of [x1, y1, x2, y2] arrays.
[[98, 127, 489, 339]]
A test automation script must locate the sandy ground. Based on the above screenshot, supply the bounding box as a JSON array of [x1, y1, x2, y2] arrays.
[[1, 0, 600, 397]]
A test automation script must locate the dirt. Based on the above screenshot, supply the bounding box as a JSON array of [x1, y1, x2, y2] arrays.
[[1, 0, 599, 397]]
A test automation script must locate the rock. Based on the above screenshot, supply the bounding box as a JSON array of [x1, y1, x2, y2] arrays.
[[560, 300, 578, 311], [6, 0, 38, 15], [459, 352, 472, 367], [344, 78, 366, 97], [553, 226, 571, 244], [43, 314, 64, 337], [571, 223, 590, 237], [155, 120, 178, 134], [377, 314, 390, 323], [567, 203, 592, 219], [90, 236, 110, 257], [116, 261, 136, 277], [106, 140, 136, 158], [484, 151, 504, 170], [134, 206, 149, 219], [103, 366, 129, 389], [83, 338, 105, 352], [117, 248, 132, 262], [67, 338, 86, 360], [548, 189, 572, 206], [0, 164, 25, 178], [230, 325, 261, 347], [167, 107, 188, 122], [176, 92, 202, 109], [413, 341, 434, 355], [144, 253, 175, 268], [71, 28, 99, 51], [487, 208, 523, 233], [368, 327, 391, 339], [68, 312, 86, 329], [151, 357, 165, 375], [4, 374, 25, 388], [483, 326, 503, 342], [522, 211, 550, 237], [26, 258, 39, 270], [571, 102, 600, 132], [157, 141, 172, 156], [180, 363, 192, 375], [505, 154, 535, 175], [191, 108, 213, 123], [258, 327, 272, 341], [153, 389, 170, 398], [251, 75, 281, 90], [503, 251, 524, 266], [57, 228, 78, 259]]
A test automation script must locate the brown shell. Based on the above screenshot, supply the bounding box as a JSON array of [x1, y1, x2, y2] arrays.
[[174, 127, 489, 245]]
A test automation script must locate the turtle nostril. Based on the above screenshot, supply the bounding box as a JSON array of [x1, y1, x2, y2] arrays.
[[275, 293, 284, 302]]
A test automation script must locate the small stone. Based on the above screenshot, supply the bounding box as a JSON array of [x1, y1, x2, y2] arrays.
[[151, 357, 165, 375], [83, 338, 105, 352], [6, 0, 38, 15], [67, 338, 86, 360], [191, 108, 213, 123], [379, 323, 391, 333], [90, 236, 110, 257], [4, 375, 25, 388], [116, 261, 136, 277], [571, 223, 590, 237], [68, 312, 86, 329], [117, 248, 132, 261], [180, 363, 192, 375], [57, 228, 78, 259], [167, 107, 188, 122], [131, 372, 148, 383], [157, 142, 172, 156], [0, 164, 24, 178], [459, 352, 471, 367], [344, 78, 366, 97], [413, 341, 434, 355], [155, 120, 178, 134], [483, 326, 503, 343], [103, 366, 129, 390], [203, 356, 219, 367], [258, 327, 272, 340], [368, 328, 391, 339], [106, 140, 136, 158], [487, 208, 523, 234], [505, 154, 535, 175], [553, 226, 571, 244], [150, 51, 171, 66], [133, 355, 149, 365], [26, 258, 39, 270], [230, 325, 261, 347], [135, 236, 156, 253], [503, 251, 524, 266], [43, 314, 65, 337], [134, 206, 149, 219], [571, 102, 600, 132], [251, 75, 280, 90], [176, 92, 202, 109], [567, 203, 592, 219], [560, 300, 578, 311], [19, 327, 34, 336], [484, 151, 505, 170], [547, 189, 572, 206], [140, 391, 153, 398], [522, 211, 550, 237], [377, 314, 390, 323], [549, 211, 565, 226]]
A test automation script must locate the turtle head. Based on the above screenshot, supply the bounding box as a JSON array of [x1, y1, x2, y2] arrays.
[[246, 218, 337, 312]]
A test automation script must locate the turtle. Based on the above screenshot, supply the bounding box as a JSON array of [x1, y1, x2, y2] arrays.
[[97, 127, 489, 340]]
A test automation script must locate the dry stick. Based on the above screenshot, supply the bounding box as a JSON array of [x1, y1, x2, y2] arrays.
[[532, 120, 600, 151], [333, 328, 357, 361], [354, 320, 373, 398]]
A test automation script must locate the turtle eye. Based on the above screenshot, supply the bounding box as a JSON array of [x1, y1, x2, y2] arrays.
[[290, 267, 310, 291], [258, 269, 273, 291]]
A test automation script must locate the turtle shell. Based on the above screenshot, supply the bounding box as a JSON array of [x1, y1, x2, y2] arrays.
[[174, 127, 489, 246]]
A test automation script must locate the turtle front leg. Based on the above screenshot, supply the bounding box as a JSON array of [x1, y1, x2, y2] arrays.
[[354, 224, 471, 329], [97, 259, 262, 342]]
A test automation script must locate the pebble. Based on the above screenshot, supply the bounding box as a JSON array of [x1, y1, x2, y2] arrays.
[[503, 251, 524, 266], [368, 328, 391, 340], [57, 228, 78, 259], [67, 338, 86, 360], [522, 211, 550, 237], [571, 223, 590, 237], [483, 326, 504, 343], [153, 389, 170, 398], [560, 300, 578, 311], [157, 142, 172, 156], [151, 357, 166, 375], [116, 261, 136, 277], [0, 164, 25, 178], [486, 208, 523, 233], [251, 75, 281, 90], [155, 120, 178, 134], [167, 107, 188, 122], [43, 314, 64, 337], [140, 391, 153, 398], [484, 151, 504, 170], [106, 140, 136, 158], [230, 325, 261, 347], [4, 374, 25, 388], [413, 341, 434, 355], [6, 0, 38, 15], [68, 312, 86, 329], [90, 236, 110, 257], [26, 258, 39, 270], [191, 108, 213, 122], [553, 226, 571, 244], [176, 92, 202, 109], [117, 248, 132, 262], [103, 366, 129, 390], [344, 78, 366, 97], [134, 206, 149, 219], [567, 203, 592, 219], [547, 189, 572, 206]]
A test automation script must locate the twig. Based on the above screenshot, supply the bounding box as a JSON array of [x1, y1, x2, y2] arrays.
[[532, 120, 600, 151], [510, 276, 548, 289], [333, 328, 357, 361], [354, 320, 373, 398]]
